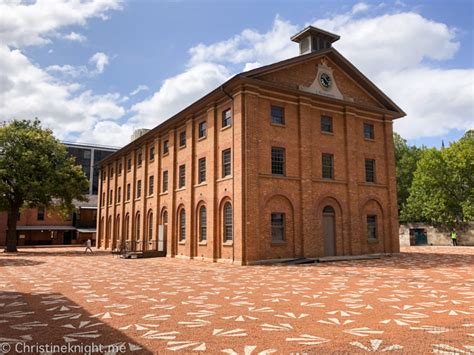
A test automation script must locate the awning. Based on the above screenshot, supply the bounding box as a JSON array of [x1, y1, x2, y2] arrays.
[[15, 226, 76, 231], [76, 228, 96, 233]]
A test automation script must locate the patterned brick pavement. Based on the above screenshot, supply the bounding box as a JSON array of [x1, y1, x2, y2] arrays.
[[0, 246, 473, 354]]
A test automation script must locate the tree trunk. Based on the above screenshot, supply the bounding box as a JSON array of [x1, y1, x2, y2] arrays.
[[6, 203, 20, 252]]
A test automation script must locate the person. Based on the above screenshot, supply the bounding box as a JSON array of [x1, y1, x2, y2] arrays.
[[451, 230, 458, 246], [84, 239, 93, 253]]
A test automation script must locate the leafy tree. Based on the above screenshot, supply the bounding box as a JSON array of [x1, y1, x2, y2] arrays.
[[401, 130, 474, 227], [0, 119, 89, 252], [393, 133, 423, 218]]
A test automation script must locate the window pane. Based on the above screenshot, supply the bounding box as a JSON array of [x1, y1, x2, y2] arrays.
[[200, 206, 207, 241], [163, 140, 169, 154], [367, 215, 377, 239], [365, 159, 375, 182], [198, 158, 206, 183], [137, 180, 141, 198], [222, 109, 232, 127], [180, 209, 186, 241], [321, 116, 333, 133], [224, 203, 232, 242], [271, 106, 285, 125], [149, 175, 154, 195], [271, 213, 285, 242], [148, 213, 153, 240], [150, 146, 155, 160], [222, 149, 231, 177], [364, 123, 374, 139], [180, 131, 186, 147], [199, 121, 207, 138], [179, 165, 186, 188], [163, 171, 168, 192], [322, 153, 334, 179], [271, 147, 285, 175]]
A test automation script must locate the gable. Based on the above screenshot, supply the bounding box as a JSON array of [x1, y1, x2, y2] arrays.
[[254, 55, 384, 109]]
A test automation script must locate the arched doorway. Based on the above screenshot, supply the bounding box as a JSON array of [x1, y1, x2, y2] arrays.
[[158, 209, 168, 256], [322, 206, 335, 256]]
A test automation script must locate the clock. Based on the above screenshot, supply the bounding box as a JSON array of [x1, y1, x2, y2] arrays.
[[319, 72, 332, 89]]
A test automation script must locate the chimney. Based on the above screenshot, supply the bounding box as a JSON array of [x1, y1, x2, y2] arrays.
[[291, 26, 340, 55]]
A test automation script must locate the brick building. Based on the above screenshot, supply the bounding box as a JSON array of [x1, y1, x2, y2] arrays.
[[97, 27, 405, 264], [0, 142, 117, 246]]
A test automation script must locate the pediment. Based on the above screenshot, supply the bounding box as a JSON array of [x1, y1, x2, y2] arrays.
[[243, 50, 404, 115]]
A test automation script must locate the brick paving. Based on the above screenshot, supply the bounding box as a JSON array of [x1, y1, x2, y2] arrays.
[[0, 246, 473, 354]]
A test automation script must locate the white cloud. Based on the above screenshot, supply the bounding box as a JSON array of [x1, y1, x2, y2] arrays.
[[0, 0, 122, 47], [89, 52, 109, 74], [78, 121, 133, 146], [130, 63, 230, 128], [130, 84, 149, 96], [63, 32, 86, 42], [351, 2, 370, 14], [0, 0, 124, 146]]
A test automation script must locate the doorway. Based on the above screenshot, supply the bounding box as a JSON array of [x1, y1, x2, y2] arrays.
[[322, 206, 336, 256]]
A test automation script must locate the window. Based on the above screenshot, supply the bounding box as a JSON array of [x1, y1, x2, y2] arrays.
[[148, 212, 153, 241], [367, 215, 377, 240], [149, 146, 155, 161], [271, 105, 285, 125], [149, 175, 154, 195], [126, 183, 131, 201], [135, 212, 141, 240], [198, 121, 207, 139], [109, 167, 114, 179], [102, 170, 106, 181], [365, 159, 376, 183], [117, 187, 121, 203], [179, 130, 186, 147], [322, 153, 334, 179], [179, 208, 186, 241], [271, 147, 285, 175], [118, 162, 122, 175], [222, 149, 231, 177], [199, 206, 207, 241], [179, 164, 186, 188], [109, 189, 113, 205], [127, 158, 132, 171], [37, 207, 45, 221], [198, 157, 206, 183], [364, 123, 374, 140], [162, 170, 169, 192], [102, 192, 105, 205], [222, 108, 232, 128], [84, 150, 91, 159], [136, 180, 142, 198], [163, 140, 169, 155], [125, 213, 130, 240], [321, 115, 333, 133], [271, 213, 285, 242], [223, 202, 233, 242], [137, 151, 143, 167]]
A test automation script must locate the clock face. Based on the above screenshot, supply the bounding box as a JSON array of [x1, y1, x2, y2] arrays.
[[320, 73, 332, 89]]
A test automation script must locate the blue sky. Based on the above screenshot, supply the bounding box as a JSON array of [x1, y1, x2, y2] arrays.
[[1, 0, 473, 148]]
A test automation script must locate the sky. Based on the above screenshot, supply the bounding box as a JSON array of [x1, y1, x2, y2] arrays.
[[0, 0, 473, 148]]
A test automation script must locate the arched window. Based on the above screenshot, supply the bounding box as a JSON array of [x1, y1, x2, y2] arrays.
[[135, 212, 141, 240], [107, 216, 112, 240], [323, 206, 335, 214], [223, 202, 232, 242], [199, 206, 207, 241], [179, 208, 186, 241], [124, 213, 130, 240], [115, 214, 121, 243], [147, 211, 153, 241]]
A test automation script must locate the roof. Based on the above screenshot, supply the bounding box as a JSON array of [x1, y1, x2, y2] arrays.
[[290, 26, 340, 43], [62, 141, 120, 151], [99, 47, 405, 166], [76, 228, 96, 233], [74, 195, 98, 209], [16, 226, 76, 231]]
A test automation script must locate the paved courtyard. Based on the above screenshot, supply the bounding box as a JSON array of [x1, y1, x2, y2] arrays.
[[0, 247, 473, 354]]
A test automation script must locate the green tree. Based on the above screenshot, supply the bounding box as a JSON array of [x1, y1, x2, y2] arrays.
[[0, 119, 89, 252], [393, 133, 423, 218], [401, 130, 474, 227]]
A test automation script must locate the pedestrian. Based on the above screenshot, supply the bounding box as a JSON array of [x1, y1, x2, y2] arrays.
[[451, 230, 458, 246], [84, 239, 93, 253]]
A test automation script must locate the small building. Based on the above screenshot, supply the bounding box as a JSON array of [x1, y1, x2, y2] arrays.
[[0, 143, 118, 246], [400, 223, 474, 246], [97, 27, 405, 264]]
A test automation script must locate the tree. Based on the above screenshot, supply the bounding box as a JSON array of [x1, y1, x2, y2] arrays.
[[0, 119, 89, 252], [401, 130, 474, 227], [393, 133, 423, 218]]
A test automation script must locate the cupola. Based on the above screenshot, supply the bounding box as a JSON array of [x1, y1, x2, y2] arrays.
[[291, 26, 340, 55]]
